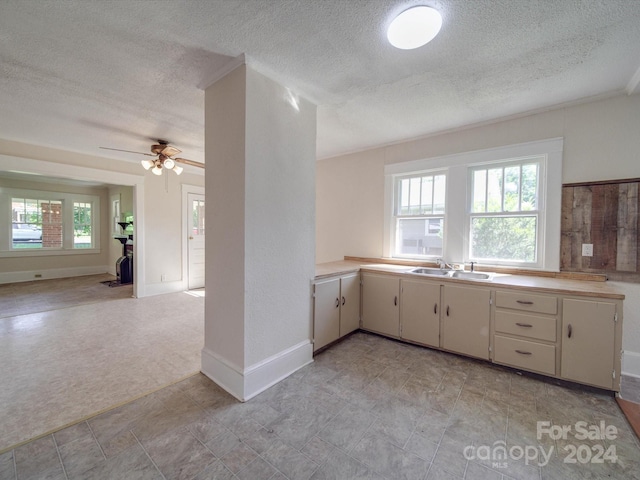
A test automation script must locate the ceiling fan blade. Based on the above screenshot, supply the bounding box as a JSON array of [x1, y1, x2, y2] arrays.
[[161, 145, 181, 157], [100, 146, 155, 157], [174, 157, 205, 169]]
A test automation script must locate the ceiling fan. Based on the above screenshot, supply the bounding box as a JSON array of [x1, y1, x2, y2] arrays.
[[100, 140, 205, 176]]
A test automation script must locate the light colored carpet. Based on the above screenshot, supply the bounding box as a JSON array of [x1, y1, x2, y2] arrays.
[[0, 288, 204, 452], [0, 274, 133, 319]]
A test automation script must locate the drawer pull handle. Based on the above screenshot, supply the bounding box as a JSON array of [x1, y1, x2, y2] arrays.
[[394, 296, 397, 306], [335, 298, 340, 308], [516, 300, 534, 305], [515, 322, 533, 328], [515, 350, 532, 355], [568, 323, 572, 338], [434, 303, 438, 314], [342, 296, 346, 306], [446, 306, 450, 317]]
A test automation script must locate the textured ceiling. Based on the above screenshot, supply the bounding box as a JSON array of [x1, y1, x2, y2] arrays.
[[1, 0, 639, 165]]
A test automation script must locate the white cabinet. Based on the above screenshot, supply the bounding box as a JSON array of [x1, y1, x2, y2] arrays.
[[442, 284, 491, 360], [493, 290, 558, 376], [561, 298, 619, 390], [400, 278, 440, 347], [340, 274, 361, 337], [313, 273, 360, 352], [361, 273, 400, 337]]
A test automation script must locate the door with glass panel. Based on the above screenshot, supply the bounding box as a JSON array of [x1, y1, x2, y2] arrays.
[[188, 194, 205, 289]]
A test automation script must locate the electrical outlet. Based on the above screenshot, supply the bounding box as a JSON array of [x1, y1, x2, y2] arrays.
[[161, 274, 167, 282], [582, 243, 594, 257]]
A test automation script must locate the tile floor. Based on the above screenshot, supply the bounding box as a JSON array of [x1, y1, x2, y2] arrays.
[[2, 332, 639, 480], [0, 286, 204, 452]]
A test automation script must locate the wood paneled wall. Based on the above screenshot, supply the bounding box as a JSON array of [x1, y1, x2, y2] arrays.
[[561, 179, 639, 277]]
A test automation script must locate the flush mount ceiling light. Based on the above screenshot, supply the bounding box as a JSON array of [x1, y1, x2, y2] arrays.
[[100, 140, 203, 176], [387, 5, 443, 50]]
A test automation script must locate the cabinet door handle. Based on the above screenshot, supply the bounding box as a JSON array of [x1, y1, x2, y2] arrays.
[[394, 296, 397, 306], [335, 298, 340, 308], [515, 322, 533, 328], [567, 323, 572, 338], [516, 300, 534, 305], [434, 303, 438, 314], [342, 296, 345, 306], [515, 350, 532, 355], [446, 306, 450, 317]]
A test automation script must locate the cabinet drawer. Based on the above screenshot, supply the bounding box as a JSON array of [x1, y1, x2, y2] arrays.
[[495, 311, 556, 342], [496, 291, 557, 315], [494, 335, 556, 376]]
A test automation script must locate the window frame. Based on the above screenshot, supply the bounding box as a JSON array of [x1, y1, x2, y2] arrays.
[[466, 157, 545, 268], [391, 171, 447, 259], [2, 188, 101, 257], [384, 138, 563, 271]]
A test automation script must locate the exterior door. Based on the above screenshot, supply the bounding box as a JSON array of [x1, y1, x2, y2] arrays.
[[188, 193, 205, 289]]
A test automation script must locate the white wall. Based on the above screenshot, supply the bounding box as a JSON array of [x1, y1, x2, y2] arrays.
[[316, 93, 640, 376], [244, 67, 317, 367], [203, 63, 316, 400], [0, 138, 204, 295]]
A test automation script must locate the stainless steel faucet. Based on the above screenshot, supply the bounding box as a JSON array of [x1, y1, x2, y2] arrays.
[[436, 258, 454, 270]]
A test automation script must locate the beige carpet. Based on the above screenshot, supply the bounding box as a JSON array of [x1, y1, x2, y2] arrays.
[[0, 274, 133, 319], [0, 285, 203, 452]]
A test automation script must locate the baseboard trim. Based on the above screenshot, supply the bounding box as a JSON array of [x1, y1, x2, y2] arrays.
[[201, 340, 313, 401], [142, 280, 187, 297], [200, 348, 245, 401], [0, 265, 109, 284], [622, 351, 640, 378]]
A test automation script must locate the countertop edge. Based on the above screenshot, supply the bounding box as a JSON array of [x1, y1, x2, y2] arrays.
[[315, 262, 625, 300]]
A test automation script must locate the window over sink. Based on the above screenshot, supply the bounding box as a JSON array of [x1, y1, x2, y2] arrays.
[[384, 138, 563, 270], [393, 173, 446, 258], [469, 159, 541, 264]]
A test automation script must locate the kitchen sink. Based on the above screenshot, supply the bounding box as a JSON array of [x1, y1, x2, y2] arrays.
[[409, 267, 452, 276], [450, 271, 492, 280], [409, 267, 493, 281]]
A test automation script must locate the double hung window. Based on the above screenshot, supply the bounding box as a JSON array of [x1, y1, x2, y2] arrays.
[[3, 189, 100, 255], [469, 160, 541, 264], [393, 173, 446, 258], [385, 139, 562, 270]]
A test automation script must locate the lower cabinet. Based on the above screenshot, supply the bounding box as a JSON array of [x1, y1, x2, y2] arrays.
[[561, 298, 618, 390], [493, 290, 558, 376], [313, 273, 360, 352], [442, 285, 491, 360], [361, 273, 400, 337], [339, 274, 360, 337], [337, 269, 624, 392], [494, 335, 556, 376], [400, 278, 440, 347]]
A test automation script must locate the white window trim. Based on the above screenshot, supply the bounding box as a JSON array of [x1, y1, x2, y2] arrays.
[[384, 138, 563, 271], [1, 187, 101, 257], [466, 156, 545, 268], [392, 171, 447, 260]]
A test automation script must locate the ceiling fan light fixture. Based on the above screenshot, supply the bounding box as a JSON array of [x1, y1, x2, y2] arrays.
[[387, 6, 442, 50], [141, 159, 154, 170], [172, 165, 184, 175], [151, 165, 163, 176], [163, 158, 175, 170]]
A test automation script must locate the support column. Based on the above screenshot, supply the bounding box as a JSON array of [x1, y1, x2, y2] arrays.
[[201, 60, 316, 401]]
